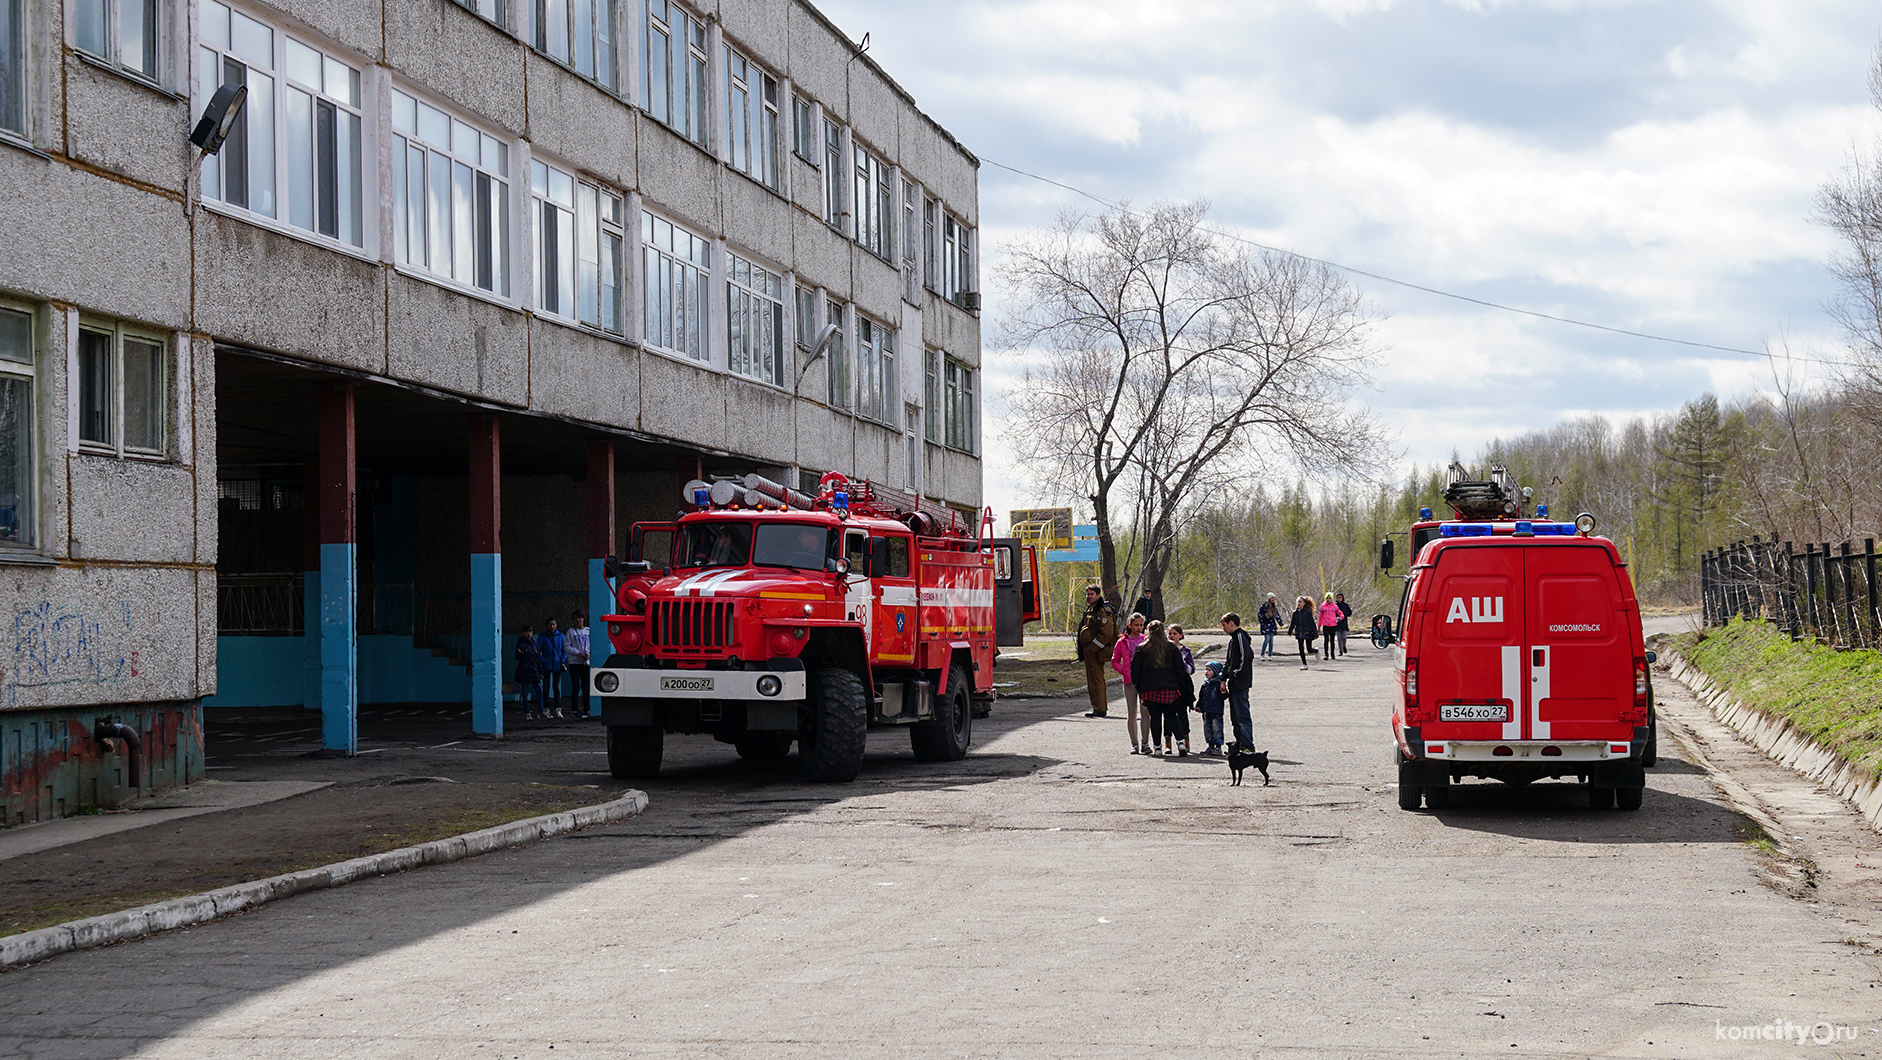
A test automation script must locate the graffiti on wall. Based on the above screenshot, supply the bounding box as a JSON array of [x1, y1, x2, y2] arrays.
[[3, 598, 139, 708]]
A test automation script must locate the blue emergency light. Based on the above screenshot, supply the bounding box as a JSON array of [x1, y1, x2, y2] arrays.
[[1438, 523, 1493, 537], [832, 489, 849, 510], [692, 487, 710, 506], [1535, 504, 1550, 519], [1419, 507, 1433, 520]]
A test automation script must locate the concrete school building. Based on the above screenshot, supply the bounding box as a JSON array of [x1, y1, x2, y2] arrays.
[[0, 0, 984, 824]]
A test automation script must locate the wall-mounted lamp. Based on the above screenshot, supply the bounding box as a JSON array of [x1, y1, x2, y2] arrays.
[[186, 82, 248, 217]]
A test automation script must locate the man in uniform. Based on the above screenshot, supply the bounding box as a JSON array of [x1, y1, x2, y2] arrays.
[[1076, 584, 1119, 718]]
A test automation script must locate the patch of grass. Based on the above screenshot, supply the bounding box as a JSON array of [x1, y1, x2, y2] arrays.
[[2, 890, 200, 937], [1737, 817, 1779, 855], [1673, 618, 1882, 782]]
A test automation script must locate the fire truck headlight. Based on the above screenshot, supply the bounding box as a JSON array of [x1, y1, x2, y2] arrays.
[[594, 672, 619, 694], [1575, 512, 1597, 535], [756, 675, 783, 697]]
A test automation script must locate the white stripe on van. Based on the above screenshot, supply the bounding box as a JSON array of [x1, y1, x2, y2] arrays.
[[1531, 645, 1551, 739], [1501, 645, 1523, 740]]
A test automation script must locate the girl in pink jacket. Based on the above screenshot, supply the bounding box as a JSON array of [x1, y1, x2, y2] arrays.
[[1111, 612, 1149, 753], [1317, 594, 1342, 663]]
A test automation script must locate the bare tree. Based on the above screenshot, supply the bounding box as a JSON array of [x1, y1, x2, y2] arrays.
[[1815, 42, 1882, 414], [1001, 201, 1389, 607]]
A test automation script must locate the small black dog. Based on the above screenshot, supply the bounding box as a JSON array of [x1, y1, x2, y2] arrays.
[[1226, 744, 1270, 786]]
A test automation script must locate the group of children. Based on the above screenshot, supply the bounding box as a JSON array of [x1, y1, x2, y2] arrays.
[[513, 613, 592, 720]]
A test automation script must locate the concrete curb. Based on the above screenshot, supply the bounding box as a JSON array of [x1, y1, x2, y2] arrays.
[[0, 789, 648, 971], [1660, 650, 1882, 835]]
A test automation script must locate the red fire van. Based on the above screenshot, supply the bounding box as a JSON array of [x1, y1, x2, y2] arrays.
[[1388, 513, 1657, 811]]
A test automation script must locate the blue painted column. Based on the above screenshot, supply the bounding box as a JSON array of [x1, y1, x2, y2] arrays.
[[587, 439, 615, 716], [470, 415, 504, 735], [317, 384, 358, 753]]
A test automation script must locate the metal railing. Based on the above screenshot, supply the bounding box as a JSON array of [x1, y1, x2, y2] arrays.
[[1701, 537, 1881, 650], [217, 574, 303, 635]]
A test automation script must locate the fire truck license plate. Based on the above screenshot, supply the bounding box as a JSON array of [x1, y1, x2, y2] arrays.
[[1440, 703, 1509, 723], [660, 676, 714, 692]]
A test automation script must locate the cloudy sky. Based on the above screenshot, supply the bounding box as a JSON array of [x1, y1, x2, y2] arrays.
[[815, 0, 1880, 523]]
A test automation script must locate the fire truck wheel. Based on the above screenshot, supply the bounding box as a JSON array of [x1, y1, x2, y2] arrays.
[[735, 732, 795, 763], [606, 724, 663, 779], [1588, 784, 1615, 810], [911, 665, 973, 762], [1396, 753, 1422, 811], [800, 668, 868, 782], [1615, 785, 1643, 811]]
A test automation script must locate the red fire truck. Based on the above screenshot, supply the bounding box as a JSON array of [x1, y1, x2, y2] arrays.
[[1382, 464, 1657, 812], [589, 472, 1039, 782]]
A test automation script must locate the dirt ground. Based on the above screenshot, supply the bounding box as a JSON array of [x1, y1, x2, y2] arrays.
[[0, 781, 605, 936]]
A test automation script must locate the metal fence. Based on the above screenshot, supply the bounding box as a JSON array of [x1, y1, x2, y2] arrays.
[[1700, 537, 1882, 650], [218, 574, 304, 635]]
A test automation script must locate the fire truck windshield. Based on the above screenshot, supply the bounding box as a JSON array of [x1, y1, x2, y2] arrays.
[[677, 522, 752, 569], [752, 523, 835, 572], [675, 521, 834, 572]]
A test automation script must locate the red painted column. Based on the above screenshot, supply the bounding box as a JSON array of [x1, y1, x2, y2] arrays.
[[316, 383, 357, 753], [470, 415, 503, 734]]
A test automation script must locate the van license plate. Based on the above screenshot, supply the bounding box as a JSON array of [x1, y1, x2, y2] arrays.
[[1440, 703, 1509, 723], [660, 676, 714, 692]]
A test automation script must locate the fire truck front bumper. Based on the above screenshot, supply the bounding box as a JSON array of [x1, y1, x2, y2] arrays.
[[589, 667, 808, 702]]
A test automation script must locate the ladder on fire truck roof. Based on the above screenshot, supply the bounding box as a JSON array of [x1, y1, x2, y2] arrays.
[[1443, 461, 1528, 521]]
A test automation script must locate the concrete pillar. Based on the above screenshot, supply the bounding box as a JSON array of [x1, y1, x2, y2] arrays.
[[587, 439, 616, 716], [470, 415, 503, 735], [317, 384, 358, 754]]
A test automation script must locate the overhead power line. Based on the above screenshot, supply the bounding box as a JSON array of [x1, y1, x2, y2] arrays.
[[981, 156, 1874, 372]]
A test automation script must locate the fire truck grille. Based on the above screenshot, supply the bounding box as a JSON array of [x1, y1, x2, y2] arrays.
[[650, 599, 736, 651]]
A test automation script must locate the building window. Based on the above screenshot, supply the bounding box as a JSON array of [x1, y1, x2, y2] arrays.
[[923, 197, 938, 292], [199, 4, 367, 248], [454, 0, 506, 24], [727, 253, 784, 387], [857, 317, 895, 424], [795, 284, 818, 349], [532, 162, 622, 332], [645, 0, 707, 147], [923, 348, 940, 442], [943, 214, 973, 303], [0, 0, 22, 135], [901, 179, 919, 302], [825, 299, 848, 409], [525, 0, 617, 90], [642, 211, 709, 360], [0, 303, 33, 545], [944, 358, 975, 453], [75, 0, 159, 80], [77, 322, 169, 459], [905, 405, 919, 489], [852, 145, 891, 260], [391, 89, 512, 296], [822, 119, 844, 229], [791, 94, 814, 161], [724, 45, 779, 191]]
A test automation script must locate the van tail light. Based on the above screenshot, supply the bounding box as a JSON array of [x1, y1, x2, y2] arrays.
[[1404, 659, 1432, 722], [1626, 658, 1649, 723]]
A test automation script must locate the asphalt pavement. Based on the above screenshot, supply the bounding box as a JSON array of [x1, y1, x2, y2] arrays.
[[3, 638, 1880, 1058]]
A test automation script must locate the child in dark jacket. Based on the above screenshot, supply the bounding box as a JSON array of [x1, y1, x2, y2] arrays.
[[514, 625, 543, 720], [1195, 661, 1226, 755]]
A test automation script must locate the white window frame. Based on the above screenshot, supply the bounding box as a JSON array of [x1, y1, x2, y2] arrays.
[[822, 118, 844, 230], [197, 4, 371, 252], [944, 356, 976, 454], [0, 298, 36, 548], [923, 197, 938, 292], [391, 86, 514, 299], [727, 251, 785, 387], [825, 298, 849, 409], [452, 0, 507, 26], [852, 143, 891, 260], [641, 208, 711, 361], [923, 347, 941, 442], [73, 0, 161, 82], [942, 213, 973, 304], [724, 42, 779, 192], [523, 0, 619, 91], [790, 93, 815, 162], [532, 159, 625, 333], [75, 318, 171, 461], [644, 0, 708, 148], [0, 0, 25, 137], [856, 316, 895, 425]]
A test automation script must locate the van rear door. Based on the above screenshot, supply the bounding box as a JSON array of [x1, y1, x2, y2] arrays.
[[1422, 544, 1524, 742], [1525, 543, 1633, 741]]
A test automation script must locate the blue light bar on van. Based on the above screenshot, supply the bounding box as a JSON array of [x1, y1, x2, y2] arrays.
[[1439, 521, 1577, 537], [1439, 523, 1493, 536]]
